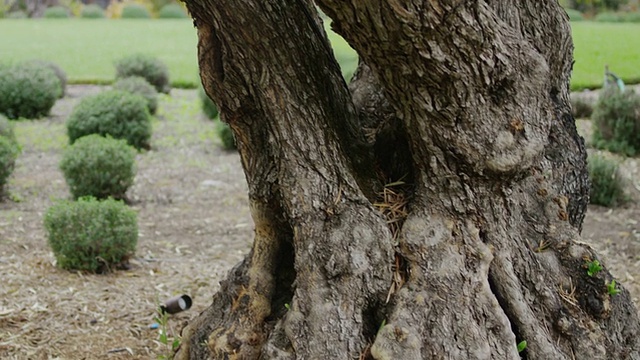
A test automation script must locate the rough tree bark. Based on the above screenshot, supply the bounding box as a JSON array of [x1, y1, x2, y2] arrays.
[[177, 1, 640, 359]]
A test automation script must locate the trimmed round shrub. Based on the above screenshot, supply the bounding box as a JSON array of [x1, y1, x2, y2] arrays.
[[0, 114, 17, 144], [66, 90, 151, 150], [595, 12, 624, 22], [216, 121, 236, 150], [0, 136, 20, 192], [565, 9, 584, 21], [6, 11, 27, 18], [43, 6, 70, 18], [199, 85, 218, 119], [24, 60, 67, 98], [622, 12, 640, 23], [592, 88, 640, 156], [81, 4, 106, 18], [113, 76, 159, 114], [588, 154, 626, 207], [570, 95, 594, 119], [60, 134, 136, 200], [44, 196, 138, 273], [121, 4, 151, 19], [0, 114, 20, 192], [115, 54, 170, 94], [158, 3, 187, 18], [0, 62, 61, 119]]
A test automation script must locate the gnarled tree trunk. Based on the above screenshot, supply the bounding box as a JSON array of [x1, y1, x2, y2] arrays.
[[177, 1, 640, 359]]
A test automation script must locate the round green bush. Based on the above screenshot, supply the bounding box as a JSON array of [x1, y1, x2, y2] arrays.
[[570, 95, 594, 119], [113, 76, 159, 114], [0, 62, 62, 119], [81, 4, 105, 19], [6, 11, 27, 18], [66, 90, 152, 150], [0, 114, 17, 144], [565, 9, 584, 21], [60, 134, 136, 200], [43, 6, 70, 18], [216, 121, 236, 150], [588, 154, 626, 207], [121, 4, 151, 19], [24, 59, 67, 98], [158, 3, 187, 18], [44, 196, 138, 273], [595, 12, 624, 22], [622, 12, 640, 22], [0, 136, 20, 192], [115, 54, 171, 94], [592, 88, 640, 156], [199, 85, 218, 119]]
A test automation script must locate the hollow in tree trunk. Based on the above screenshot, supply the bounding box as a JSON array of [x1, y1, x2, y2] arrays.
[[177, 1, 640, 359]]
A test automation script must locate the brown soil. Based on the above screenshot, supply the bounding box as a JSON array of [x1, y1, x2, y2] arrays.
[[0, 86, 638, 359]]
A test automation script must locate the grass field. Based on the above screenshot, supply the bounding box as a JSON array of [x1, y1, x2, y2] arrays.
[[571, 22, 640, 90], [0, 19, 638, 90], [0, 19, 357, 88]]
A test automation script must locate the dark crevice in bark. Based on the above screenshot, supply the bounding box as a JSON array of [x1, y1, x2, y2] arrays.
[[361, 298, 386, 347], [546, 86, 590, 232], [373, 119, 415, 189], [267, 239, 296, 321], [487, 273, 526, 360]]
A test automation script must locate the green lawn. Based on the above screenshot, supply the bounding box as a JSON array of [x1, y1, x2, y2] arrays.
[[0, 19, 357, 88], [571, 22, 640, 90], [0, 19, 200, 86], [0, 19, 637, 90]]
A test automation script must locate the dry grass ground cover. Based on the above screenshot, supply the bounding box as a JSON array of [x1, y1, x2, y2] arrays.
[[0, 86, 639, 358]]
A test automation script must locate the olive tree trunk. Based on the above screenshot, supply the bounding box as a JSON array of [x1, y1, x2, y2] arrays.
[[177, 1, 640, 359]]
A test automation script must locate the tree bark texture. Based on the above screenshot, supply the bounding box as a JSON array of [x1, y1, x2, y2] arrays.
[[178, 1, 640, 359]]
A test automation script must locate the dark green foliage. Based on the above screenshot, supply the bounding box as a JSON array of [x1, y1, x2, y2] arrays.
[[570, 95, 594, 119], [588, 154, 626, 207], [565, 9, 585, 21], [595, 12, 624, 22], [0, 137, 19, 192], [0, 114, 17, 144], [113, 76, 159, 114], [43, 6, 70, 18], [569, 0, 628, 12], [622, 12, 640, 22], [198, 86, 218, 119], [0, 116, 20, 192], [158, 3, 187, 18], [6, 11, 27, 18], [66, 90, 151, 150], [592, 88, 640, 156], [60, 134, 136, 200], [216, 121, 236, 150], [115, 54, 170, 93], [81, 4, 105, 18], [44, 197, 138, 273], [121, 4, 151, 18], [24, 59, 67, 98], [0, 62, 61, 119]]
